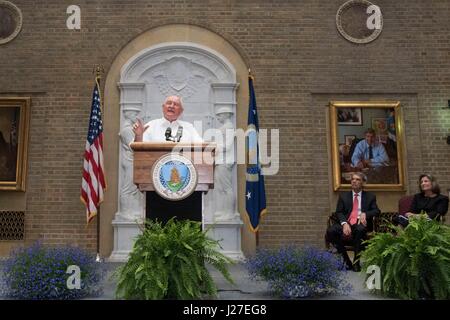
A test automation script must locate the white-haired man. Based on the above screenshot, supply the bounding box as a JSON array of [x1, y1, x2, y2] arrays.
[[132, 95, 202, 143]]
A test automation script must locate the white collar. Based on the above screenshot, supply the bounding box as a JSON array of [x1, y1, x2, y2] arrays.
[[161, 117, 180, 127], [352, 191, 362, 197]]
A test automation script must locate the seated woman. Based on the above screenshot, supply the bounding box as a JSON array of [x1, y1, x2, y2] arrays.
[[397, 174, 449, 227]]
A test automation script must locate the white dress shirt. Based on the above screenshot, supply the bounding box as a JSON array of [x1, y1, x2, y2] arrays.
[[341, 191, 362, 225], [142, 118, 203, 143]]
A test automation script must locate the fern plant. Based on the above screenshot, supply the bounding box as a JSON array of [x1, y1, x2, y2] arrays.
[[115, 218, 234, 299], [361, 215, 450, 299]]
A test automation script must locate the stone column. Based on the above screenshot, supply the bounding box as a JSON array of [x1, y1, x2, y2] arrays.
[[109, 83, 145, 262], [205, 83, 244, 261]]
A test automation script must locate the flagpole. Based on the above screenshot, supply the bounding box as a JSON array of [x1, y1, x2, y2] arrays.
[[95, 213, 101, 262], [249, 68, 259, 246], [93, 65, 104, 263]]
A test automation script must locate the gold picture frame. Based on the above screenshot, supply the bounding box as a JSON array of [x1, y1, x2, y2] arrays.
[[0, 97, 30, 191], [330, 101, 405, 191]]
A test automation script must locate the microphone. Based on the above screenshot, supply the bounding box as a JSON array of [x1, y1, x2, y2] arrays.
[[175, 126, 183, 142], [165, 127, 172, 141]]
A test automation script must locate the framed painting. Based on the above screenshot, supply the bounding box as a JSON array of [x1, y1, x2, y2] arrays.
[[0, 97, 30, 191], [344, 135, 356, 146], [330, 101, 404, 191], [337, 108, 363, 125]]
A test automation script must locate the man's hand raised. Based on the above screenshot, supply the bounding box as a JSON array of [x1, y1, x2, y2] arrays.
[[133, 118, 149, 142]]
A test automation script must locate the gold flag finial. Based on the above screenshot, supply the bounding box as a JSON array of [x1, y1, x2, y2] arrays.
[[93, 64, 105, 80], [248, 68, 254, 80], [92, 64, 105, 112]]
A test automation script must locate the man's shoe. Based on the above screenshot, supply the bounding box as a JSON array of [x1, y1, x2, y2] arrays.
[[342, 254, 353, 271], [345, 264, 353, 271]]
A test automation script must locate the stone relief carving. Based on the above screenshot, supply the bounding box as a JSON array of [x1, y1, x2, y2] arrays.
[[151, 57, 211, 99], [336, 0, 383, 44], [0, 1, 23, 45], [213, 110, 239, 221], [117, 43, 238, 224], [118, 108, 143, 221]]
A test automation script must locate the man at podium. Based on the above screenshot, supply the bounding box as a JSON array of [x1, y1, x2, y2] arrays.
[[131, 95, 204, 225], [132, 95, 202, 143]]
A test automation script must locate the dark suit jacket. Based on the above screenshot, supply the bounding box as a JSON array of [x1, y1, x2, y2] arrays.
[[335, 191, 380, 228]]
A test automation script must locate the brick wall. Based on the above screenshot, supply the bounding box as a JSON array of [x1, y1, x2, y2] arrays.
[[0, 0, 449, 252]]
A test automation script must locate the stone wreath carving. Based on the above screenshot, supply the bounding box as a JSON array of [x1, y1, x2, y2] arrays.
[[0, 1, 23, 45], [336, 0, 383, 44]]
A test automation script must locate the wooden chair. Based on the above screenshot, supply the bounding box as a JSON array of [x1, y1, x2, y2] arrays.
[[372, 211, 397, 233], [348, 138, 363, 161], [324, 211, 397, 252], [398, 195, 414, 216]]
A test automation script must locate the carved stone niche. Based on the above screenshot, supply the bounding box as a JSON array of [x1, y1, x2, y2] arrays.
[[109, 42, 244, 261]]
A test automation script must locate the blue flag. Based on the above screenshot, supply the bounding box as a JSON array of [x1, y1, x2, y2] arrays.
[[245, 75, 267, 232]]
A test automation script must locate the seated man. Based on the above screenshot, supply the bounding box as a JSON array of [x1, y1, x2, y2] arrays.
[[326, 172, 381, 271], [351, 128, 389, 168]]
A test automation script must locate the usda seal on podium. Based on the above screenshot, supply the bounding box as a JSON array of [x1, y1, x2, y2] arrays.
[[152, 154, 198, 201]]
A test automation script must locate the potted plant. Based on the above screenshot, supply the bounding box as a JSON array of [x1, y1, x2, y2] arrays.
[[115, 218, 234, 299], [361, 215, 450, 299]]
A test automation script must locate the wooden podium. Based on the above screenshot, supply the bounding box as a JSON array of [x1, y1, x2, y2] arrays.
[[130, 142, 215, 225]]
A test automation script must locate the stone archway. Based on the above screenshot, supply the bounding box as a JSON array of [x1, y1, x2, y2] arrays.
[[110, 42, 242, 260], [100, 24, 256, 257]]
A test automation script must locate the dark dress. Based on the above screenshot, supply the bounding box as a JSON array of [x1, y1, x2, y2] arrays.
[[409, 193, 449, 221]]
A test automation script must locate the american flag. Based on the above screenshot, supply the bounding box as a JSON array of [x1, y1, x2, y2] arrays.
[[81, 81, 106, 223]]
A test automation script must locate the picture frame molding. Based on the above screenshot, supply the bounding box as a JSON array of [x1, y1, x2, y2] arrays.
[[0, 97, 30, 191], [344, 134, 357, 146], [330, 100, 405, 191]]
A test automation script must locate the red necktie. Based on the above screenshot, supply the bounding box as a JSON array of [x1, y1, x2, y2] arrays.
[[349, 194, 359, 225]]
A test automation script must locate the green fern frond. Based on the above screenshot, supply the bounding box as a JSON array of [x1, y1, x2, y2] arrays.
[[361, 216, 450, 299], [115, 217, 234, 300]]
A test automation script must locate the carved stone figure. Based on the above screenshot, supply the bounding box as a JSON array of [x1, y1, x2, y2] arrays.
[[118, 109, 143, 221], [213, 110, 238, 221]]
